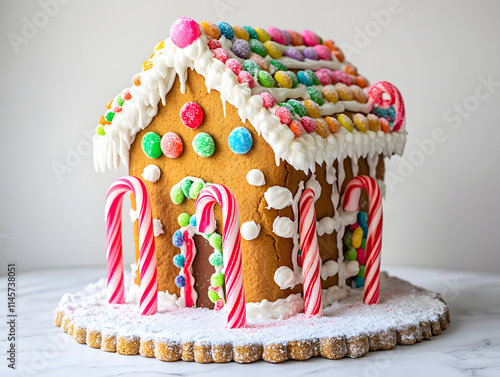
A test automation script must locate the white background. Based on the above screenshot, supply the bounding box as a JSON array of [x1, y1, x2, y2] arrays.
[[1, 0, 499, 273]]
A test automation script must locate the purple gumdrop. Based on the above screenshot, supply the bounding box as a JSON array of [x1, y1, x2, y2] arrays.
[[282, 29, 291, 45], [302, 47, 318, 60], [232, 39, 251, 59], [284, 47, 304, 61]]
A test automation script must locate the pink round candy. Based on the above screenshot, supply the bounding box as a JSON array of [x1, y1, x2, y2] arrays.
[[313, 45, 332, 60], [207, 39, 221, 50], [180, 102, 204, 129], [225, 58, 242, 75], [266, 27, 287, 45], [315, 70, 332, 85], [275, 107, 291, 124], [214, 299, 224, 311], [170, 17, 201, 48], [333, 71, 355, 85], [300, 116, 316, 133], [213, 48, 229, 63], [238, 71, 254, 88], [161, 132, 183, 158], [302, 30, 320, 46], [112, 106, 122, 113], [357, 248, 366, 265], [259, 92, 276, 109]]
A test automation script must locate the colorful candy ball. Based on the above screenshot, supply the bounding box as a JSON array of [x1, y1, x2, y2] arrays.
[[275, 107, 292, 124], [343, 230, 353, 247], [209, 252, 223, 267], [189, 214, 197, 227], [243, 26, 258, 39], [346, 247, 357, 261], [189, 181, 204, 199], [142, 132, 162, 159], [233, 25, 249, 40], [207, 39, 221, 50], [210, 272, 225, 288], [274, 71, 293, 88], [208, 233, 222, 252], [200, 20, 220, 39], [192, 132, 215, 157], [269, 59, 287, 72], [161, 132, 183, 158], [302, 30, 320, 46], [217, 21, 235, 40], [257, 70, 274, 87], [173, 254, 185, 268], [228, 127, 253, 154], [297, 70, 314, 86], [177, 212, 190, 227], [172, 230, 184, 247], [357, 248, 366, 265], [288, 119, 302, 138], [238, 71, 255, 88], [180, 179, 192, 198], [170, 17, 200, 48], [313, 45, 332, 60], [266, 27, 286, 45], [175, 275, 186, 288], [259, 92, 276, 109], [352, 226, 363, 249], [302, 47, 318, 60], [288, 99, 307, 117], [242, 59, 261, 76], [300, 116, 316, 133], [170, 186, 185, 205], [213, 48, 230, 63], [180, 102, 204, 129], [225, 58, 243, 75], [232, 39, 251, 59], [354, 276, 365, 288]]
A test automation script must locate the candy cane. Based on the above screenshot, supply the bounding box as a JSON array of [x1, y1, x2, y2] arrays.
[[196, 184, 246, 329], [299, 188, 323, 318], [105, 176, 157, 315], [342, 176, 382, 305], [367, 81, 405, 133]]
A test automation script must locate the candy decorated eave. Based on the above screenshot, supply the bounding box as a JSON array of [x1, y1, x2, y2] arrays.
[[54, 272, 450, 364]]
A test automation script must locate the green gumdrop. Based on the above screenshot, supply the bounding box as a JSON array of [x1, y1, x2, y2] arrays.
[[288, 99, 307, 118], [257, 70, 274, 88], [346, 247, 357, 261], [208, 289, 220, 303], [279, 102, 296, 117], [181, 179, 193, 197], [249, 38, 267, 58], [307, 86, 324, 106], [142, 132, 162, 159], [209, 233, 222, 252], [177, 212, 190, 227], [192, 132, 215, 158], [189, 181, 203, 199], [96, 126, 105, 136], [210, 272, 225, 288], [243, 26, 258, 40], [269, 59, 287, 72], [305, 70, 320, 85], [116, 95, 124, 107], [343, 230, 353, 248], [287, 71, 298, 88], [209, 252, 223, 267], [358, 265, 366, 278], [361, 238, 367, 250], [242, 60, 261, 76], [170, 186, 185, 205], [105, 110, 115, 122]]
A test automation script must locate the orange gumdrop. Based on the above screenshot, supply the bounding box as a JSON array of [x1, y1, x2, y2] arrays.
[[288, 30, 304, 46], [289, 119, 302, 138], [332, 48, 345, 62], [99, 115, 111, 126], [345, 65, 357, 76], [325, 116, 340, 133], [380, 117, 390, 133], [106, 99, 113, 109], [322, 39, 336, 52], [133, 73, 141, 86], [355, 75, 369, 88]]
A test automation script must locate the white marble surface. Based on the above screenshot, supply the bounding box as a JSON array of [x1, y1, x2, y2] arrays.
[[1, 266, 499, 377]]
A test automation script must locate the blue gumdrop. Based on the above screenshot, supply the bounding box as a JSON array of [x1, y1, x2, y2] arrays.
[[172, 230, 184, 247], [228, 127, 253, 154], [216, 21, 235, 40], [357, 211, 368, 225], [175, 275, 186, 288], [354, 276, 365, 288], [297, 70, 313, 86], [173, 254, 185, 268], [189, 214, 197, 228]]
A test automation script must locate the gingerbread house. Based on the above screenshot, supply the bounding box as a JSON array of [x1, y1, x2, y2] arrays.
[[93, 18, 406, 320]]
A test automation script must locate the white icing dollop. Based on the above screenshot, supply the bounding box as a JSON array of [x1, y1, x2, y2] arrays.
[[274, 266, 296, 290], [272, 216, 294, 238], [240, 221, 261, 241], [305, 174, 322, 201], [321, 285, 347, 308], [141, 164, 161, 183], [345, 260, 360, 278], [320, 260, 340, 280], [317, 217, 335, 236], [246, 293, 303, 320], [246, 169, 265, 186], [264, 186, 293, 210], [129, 209, 138, 222], [153, 219, 164, 237]]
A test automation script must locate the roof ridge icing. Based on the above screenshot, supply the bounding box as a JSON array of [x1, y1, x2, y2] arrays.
[[93, 18, 406, 174]]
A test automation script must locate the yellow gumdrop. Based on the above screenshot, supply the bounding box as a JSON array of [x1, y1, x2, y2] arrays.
[[142, 59, 153, 71], [353, 113, 369, 132], [265, 41, 282, 59], [304, 100, 321, 118], [274, 71, 293, 88], [352, 226, 363, 249], [337, 114, 353, 132], [322, 86, 339, 103], [367, 114, 381, 132], [335, 83, 354, 101], [233, 25, 249, 41], [254, 27, 271, 43], [154, 41, 164, 52], [314, 118, 330, 138]]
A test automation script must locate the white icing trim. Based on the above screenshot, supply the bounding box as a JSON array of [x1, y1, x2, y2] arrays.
[[290, 181, 304, 284], [153, 219, 164, 237], [245, 293, 303, 320]]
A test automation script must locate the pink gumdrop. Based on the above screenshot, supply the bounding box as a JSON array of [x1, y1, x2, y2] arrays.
[[112, 106, 122, 113], [300, 116, 316, 133], [333, 71, 355, 85], [180, 102, 204, 129], [214, 299, 224, 311], [275, 107, 291, 124], [267, 27, 287, 45], [225, 58, 242, 75], [259, 92, 276, 109], [213, 48, 229, 63], [302, 30, 320, 46], [350, 222, 359, 231], [207, 39, 221, 50], [315, 70, 332, 85], [161, 132, 183, 158], [170, 17, 201, 48], [313, 45, 332, 60], [357, 248, 366, 265], [238, 71, 254, 88]]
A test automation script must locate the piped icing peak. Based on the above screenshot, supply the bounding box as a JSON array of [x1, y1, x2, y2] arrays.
[[93, 18, 406, 174]]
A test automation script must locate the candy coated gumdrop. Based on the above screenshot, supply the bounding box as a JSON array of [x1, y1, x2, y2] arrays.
[[314, 118, 330, 138], [180, 102, 204, 129], [142, 132, 162, 159], [300, 116, 316, 133], [325, 116, 340, 133], [257, 70, 274, 87], [288, 99, 307, 117], [161, 132, 183, 158], [275, 107, 291, 124], [275, 71, 292, 88], [170, 17, 201, 48], [180, 179, 193, 198], [210, 272, 225, 287], [352, 226, 363, 249], [208, 289, 220, 303], [200, 20, 220, 39], [177, 212, 190, 227], [254, 27, 271, 42], [172, 230, 184, 247], [233, 25, 249, 40], [192, 133, 215, 157], [338, 114, 353, 132], [288, 119, 302, 138], [189, 214, 197, 227], [209, 252, 223, 267], [232, 39, 251, 59], [228, 127, 253, 154], [343, 230, 353, 247], [279, 102, 296, 117], [216, 21, 234, 40], [346, 247, 357, 261], [189, 181, 203, 199], [243, 26, 258, 39], [259, 92, 276, 109], [175, 275, 186, 288], [238, 71, 254, 88], [269, 59, 287, 72], [173, 254, 185, 268], [353, 113, 369, 132], [170, 186, 185, 205], [208, 233, 222, 252], [357, 248, 366, 265], [304, 100, 321, 119], [307, 87, 324, 106]]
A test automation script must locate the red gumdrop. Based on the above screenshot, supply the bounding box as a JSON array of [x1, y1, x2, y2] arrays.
[[161, 132, 183, 158], [213, 48, 229, 63], [170, 17, 201, 49], [180, 102, 204, 129], [266, 27, 287, 45], [121, 89, 132, 100], [313, 45, 332, 60], [207, 39, 221, 50], [259, 92, 276, 109], [302, 30, 320, 46], [287, 30, 304, 46], [225, 58, 242, 75], [315, 70, 332, 85], [380, 117, 390, 133], [275, 107, 291, 124], [357, 248, 366, 265], [300, 116, 316, 133], [238, 71, 254, 88]]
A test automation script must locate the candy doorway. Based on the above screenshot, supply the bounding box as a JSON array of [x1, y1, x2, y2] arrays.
[[192, 234, 215, 309]]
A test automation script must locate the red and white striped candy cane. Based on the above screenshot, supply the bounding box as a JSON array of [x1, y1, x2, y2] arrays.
[[196, 184, 246, 329], [367, 81, 405, 133], [299, 188, 323, 318], [105, 176, 158, 316], [342, 176, 382, 305]]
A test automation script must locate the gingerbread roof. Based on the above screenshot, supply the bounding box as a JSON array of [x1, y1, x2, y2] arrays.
[[93, 18, 406, 173]]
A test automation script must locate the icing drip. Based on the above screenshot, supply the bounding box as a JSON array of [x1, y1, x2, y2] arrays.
[[290, 181, 305, 284], [351, 157, 359, 178], [367, 154, 379, 178], [152, 219, 164, 237]]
